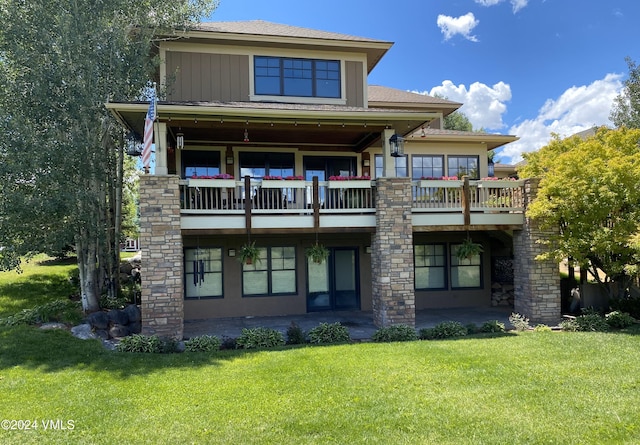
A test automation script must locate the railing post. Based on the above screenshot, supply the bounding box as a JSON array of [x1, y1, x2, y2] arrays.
[[244, 175, 252, 231], [462, 176, 471, 226], [312, 176, 320, 230]]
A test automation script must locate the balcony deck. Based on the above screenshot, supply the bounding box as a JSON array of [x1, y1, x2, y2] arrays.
[[179, 178, 524, 232]]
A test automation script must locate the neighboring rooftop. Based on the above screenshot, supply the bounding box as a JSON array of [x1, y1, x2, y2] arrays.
[[368, 86, 461, 115]]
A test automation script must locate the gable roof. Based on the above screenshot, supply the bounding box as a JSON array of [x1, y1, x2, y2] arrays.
[[368, 85, 461, 115], [184, 20, 393, 73]]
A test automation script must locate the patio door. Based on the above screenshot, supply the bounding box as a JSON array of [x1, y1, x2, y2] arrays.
[[307, 247, 360, 311]]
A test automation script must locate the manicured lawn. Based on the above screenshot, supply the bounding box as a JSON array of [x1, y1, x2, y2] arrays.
[[1, 258, 639, 444]]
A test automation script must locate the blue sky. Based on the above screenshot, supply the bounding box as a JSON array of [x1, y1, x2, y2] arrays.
[[209, 0, 640, 163]]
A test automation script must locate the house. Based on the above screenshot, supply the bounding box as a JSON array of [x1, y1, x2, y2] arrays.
[[106, 21, 561, 339]]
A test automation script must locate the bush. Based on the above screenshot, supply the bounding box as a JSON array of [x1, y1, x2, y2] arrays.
[[0, 300, 82, 327], [220, 336, 237, 350], [575, 314, 610, 332], [307, 322, 351, 344], [117, 334, 163, 353], [236, 327, 285, 349], [286, 322, 306, 345], [560, 318, 579, 332], [371, 324, 418, 343], [465, 323, 481, 335], [419, 321, 467, 340], [100, 294, 131, 310], [509, 312, 530, 332], [605, 311, 636, 329], [534, 324, 552, 332], [480, 320, 505, 333], [610, 297, 640, 319], [184, 335, 222, 352]]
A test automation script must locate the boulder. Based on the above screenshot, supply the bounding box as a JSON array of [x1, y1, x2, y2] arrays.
[[87, 311, 109, 330], [124, 304, 141, 322], [94, 329, 110, 340], [71, 323, 97, 340], [119, 262, 134, 275], [128, 321, 142, 334], [107, 309, 129, 326], [109, 324, 130, 338]]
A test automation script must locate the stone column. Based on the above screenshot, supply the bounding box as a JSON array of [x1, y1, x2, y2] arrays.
[[139, 175, 184, 339], [513, 178, 561, 325], [372, 177, 415, 327]]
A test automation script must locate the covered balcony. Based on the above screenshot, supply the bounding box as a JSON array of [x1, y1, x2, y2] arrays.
[[179, 177, 524, 232]]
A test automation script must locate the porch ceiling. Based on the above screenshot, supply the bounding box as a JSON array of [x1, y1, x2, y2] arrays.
[[106, 101, 436, 152]]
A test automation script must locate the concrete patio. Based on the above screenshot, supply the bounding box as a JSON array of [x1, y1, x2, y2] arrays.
[[183, 306, 514, 341]]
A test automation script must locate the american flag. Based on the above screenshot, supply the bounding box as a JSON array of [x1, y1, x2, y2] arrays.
[[142, 95, 156, 171]]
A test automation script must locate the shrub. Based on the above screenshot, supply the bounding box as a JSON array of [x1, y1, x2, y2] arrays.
[[117, 334, 163, 353], [534, 324, 552, 332], [286, 322, 306, 345], [307, 322, 350, 344], [575, 314, 609, 332], [610, 297, 640, 319], [560, 318, 579, 332], [100, 294, 131, 310], [420, 321, 467, 340], [465, 323, 481, 335], [0, 300, 82, 327], [220, 336, 237, 350], [371, 324, 418, 343], [605, 311, 636, 329], [480, 320, 505, 333], [236, 327, 285, 349], [509, 312, 531, 332], [184, 335, 222, 352]]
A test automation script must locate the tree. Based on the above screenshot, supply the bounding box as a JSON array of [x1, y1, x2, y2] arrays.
[[519, 127, 640, 298], [0, 0, 217, 311], [443, 111, 473, 132], [610, 57, 640, 129]]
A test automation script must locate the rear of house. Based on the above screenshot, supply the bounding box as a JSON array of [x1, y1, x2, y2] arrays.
[[107, 20, 561, 338]]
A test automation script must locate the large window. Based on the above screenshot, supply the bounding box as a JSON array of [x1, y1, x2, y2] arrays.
[[412, 155, 444, 179], [243, 246, 297, 296], [255, 56, 341, 98], [184, 248, 223, 298], [375, 155, 408, 178], [450, 245, 482, 288], [448, 156, 479, 179], [182, 151, 221, 178], [239, 152, 294, 178], [414, 244, 446, 290]]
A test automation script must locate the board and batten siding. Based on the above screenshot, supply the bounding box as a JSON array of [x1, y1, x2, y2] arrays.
[[345, 60, 364, 107], [166, 52, 250, 102]]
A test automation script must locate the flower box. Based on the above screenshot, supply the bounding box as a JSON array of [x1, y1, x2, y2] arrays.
[[328, 180, 372, 189], [261, 179, 286, 188], [188, 179, 236, 188], [419, 180, 463, 188]]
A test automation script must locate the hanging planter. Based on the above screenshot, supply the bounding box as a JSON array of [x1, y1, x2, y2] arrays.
[[456, 237, 483, 260], [305, 243, 330, 264], [238, 241, 261, 265]]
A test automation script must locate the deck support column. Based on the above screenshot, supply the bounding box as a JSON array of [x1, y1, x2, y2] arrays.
[[513, 178, 561, 325], [139, 175, 184, 339], [372, 177, 415, 327]]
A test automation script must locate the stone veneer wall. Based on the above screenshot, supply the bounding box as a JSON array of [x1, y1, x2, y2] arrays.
[[513, 178, 561, 325], [372, 177, 415, 327], [139, 175, 184, 339]]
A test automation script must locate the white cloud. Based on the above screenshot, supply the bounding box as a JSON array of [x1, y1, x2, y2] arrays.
[[474, 0, 529, 13], [415, 80, 512, 130], [499, 73, 623, 164], [436, 13, 479, 42]]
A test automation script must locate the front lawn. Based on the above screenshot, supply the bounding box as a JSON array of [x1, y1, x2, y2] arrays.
[[1, 257, 639, 444]]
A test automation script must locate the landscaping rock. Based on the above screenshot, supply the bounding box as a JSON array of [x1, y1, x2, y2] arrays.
[[109, 324, 130, 338], [71, 323, 97, 340], [124, 304, 141, 322], [128, 321, 142, 334], [94, 330, 110, 340], [108, 309, 129, 326], [39, 322, 67, 330], [87, 311, 109, 330]]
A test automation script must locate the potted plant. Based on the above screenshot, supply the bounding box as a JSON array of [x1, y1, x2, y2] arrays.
[[238, 241, 261, 265], [456, 237, 483, 260], [305, 243, 330, 264]]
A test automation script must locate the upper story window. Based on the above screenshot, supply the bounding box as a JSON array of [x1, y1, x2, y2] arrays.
[[448, 155, 479, 179], [255, 56, 341, 98]]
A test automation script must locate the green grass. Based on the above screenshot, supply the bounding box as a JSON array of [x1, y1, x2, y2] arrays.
[[1, 258, 640, 444]]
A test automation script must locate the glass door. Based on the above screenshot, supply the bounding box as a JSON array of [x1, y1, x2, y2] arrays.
[[307, 247, 359, 311]]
